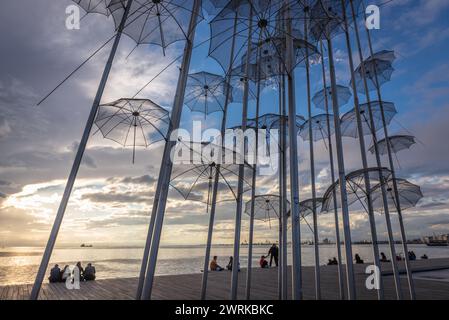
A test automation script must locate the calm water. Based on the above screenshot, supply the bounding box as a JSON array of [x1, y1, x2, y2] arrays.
[[1, 244, 448, 286]]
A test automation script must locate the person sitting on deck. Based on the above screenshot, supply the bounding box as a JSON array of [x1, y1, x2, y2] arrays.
[[226, 256, 240, 271], [327, 257, 338, 265], [267, 244, 279, 267], [210, 256, 224, 271], [84, 263, 96, 281], [260, 256, 269, 268], [380, 252, 390, 262], [355, 254, 364, 264], [76, 261, 84, 281], [49, 264, 61, 283], [408, 251, 417, 261], [421, 254, 429, 260], [60, 265, 70, 282]]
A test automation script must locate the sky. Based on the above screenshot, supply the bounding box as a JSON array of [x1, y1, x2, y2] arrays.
[[0, 0, 449, 248]]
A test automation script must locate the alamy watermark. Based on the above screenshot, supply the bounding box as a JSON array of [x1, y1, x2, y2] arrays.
[[365, 265, 381, 290]]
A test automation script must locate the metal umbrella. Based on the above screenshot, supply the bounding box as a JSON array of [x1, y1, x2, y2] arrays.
[[312, 85, 352, 110], [74, 0, 112, 16], [299, 198, 324, 234], [170, 143, 253, 211], [30, 0, 135, 300], [370, 178, 423, 213], [299, 114, 336, 143], [369, 135, 416, 156], [352, 50, 396, 93], [184, 71, 228, 115], [95, 98, 170, 163], [340, 101, 397, 138], [109, 0, 204, 55], [321, 167, 392, 213], [245, 194, 291, 226]]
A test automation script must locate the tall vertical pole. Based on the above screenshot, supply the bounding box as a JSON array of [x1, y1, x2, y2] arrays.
[[136, 143, 167, 299], [340, 0, 388, 300], [360, 0, 415, 299], [29, 0, 134, 300], [246, 40, 263, 300], [280, 74, 289, 300], [141, 0, 201, 300], [285, 3, 303, 300], [319, 40, 345, 300], [230, 7, 254, 300], [327, 36, 356, 299], [304, 10, 321, 300], [201, 13, 238, 301]]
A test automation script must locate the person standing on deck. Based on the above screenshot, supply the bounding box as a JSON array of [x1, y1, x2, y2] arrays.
[[267, 244, 279, 267]]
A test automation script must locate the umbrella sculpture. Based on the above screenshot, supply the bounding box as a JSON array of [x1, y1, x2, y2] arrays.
[[340, 101, 397, 138], [309, 0, 365, 298], [299, 114, 336, 144], [314, 47, 345, 298], [352, 50, 396, 93], [338, 0, 393, 300], [109, 0, 204, 55], [94, 98, 170, 163], [370, 178, 423, 213], [299, 198, 324, 234], [184, 71, 228, 115], [30, 0, 136, 300], [369, 135, 416, 156], [351, 0, 416, 297], [312, 85, 352, 111], [74, 0, 112, 16]]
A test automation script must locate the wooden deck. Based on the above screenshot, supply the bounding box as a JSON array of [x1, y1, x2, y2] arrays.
[[2, 258, 449, 300]]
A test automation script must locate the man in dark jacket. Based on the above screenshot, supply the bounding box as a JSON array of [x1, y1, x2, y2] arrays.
[[49, 264, 61, 283], [267, 244, 279, 267]]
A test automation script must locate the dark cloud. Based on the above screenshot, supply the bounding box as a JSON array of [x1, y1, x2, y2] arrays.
[[81, 191, 150, 204]]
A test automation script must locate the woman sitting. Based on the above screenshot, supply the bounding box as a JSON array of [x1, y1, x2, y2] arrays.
[[259, 256, 269, 268]]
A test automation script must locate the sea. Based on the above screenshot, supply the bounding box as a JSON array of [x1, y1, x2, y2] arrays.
[[1, 244, 448, 286]]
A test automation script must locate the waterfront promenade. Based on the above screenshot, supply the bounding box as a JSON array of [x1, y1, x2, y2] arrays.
[[2, 258, 449, 300]]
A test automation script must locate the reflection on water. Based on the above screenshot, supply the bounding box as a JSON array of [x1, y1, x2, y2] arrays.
[[0, 244, 448, 286]]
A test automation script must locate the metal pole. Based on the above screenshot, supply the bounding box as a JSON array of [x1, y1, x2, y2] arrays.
[[141, 0, 201, 300], [29, 0, 134, 300], [245, 38, 262, 301], [136, 143, 167, 299], [340, 0, 388, 300], [319, 40, 345, 300], [327, 36, 356, 300], [280, 74, 288, 300], [230, 7, 254, 300], [304, 12, 321, 300], [360, 0, 415, 299], [285, 4, 303, 300], [201, 13, 238, 301]]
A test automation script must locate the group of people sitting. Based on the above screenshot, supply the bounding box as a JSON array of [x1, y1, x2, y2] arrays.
[[210, 256, 240, 272], [49, 262, 96, 283], [353, 251, 429, 265], [209, 244, 280, 272]]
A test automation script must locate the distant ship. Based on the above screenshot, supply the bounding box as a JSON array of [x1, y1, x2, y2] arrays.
[[422, 234, 449, 246], [80, 244, 93, 248]]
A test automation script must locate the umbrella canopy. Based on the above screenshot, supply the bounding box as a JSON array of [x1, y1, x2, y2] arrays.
[[73, 0, 112, 16], [299, 198, 324, 233], [369, 135, 416, 156], [312, 85, 352, 110], [208, 0, 313, 75], [299, 114, 336, 142], [245, 194, 291, 225], [309, 0, 363, 41], [109, 0, 204, 53], [340, 101, 397, 138], [184, 71, 228, 115], [352, 50, 396, 93], [170, 142, 253, 211], [370, 178, 423, 213], [95, 98, 170, 163], [321, 167, 392, 213]]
